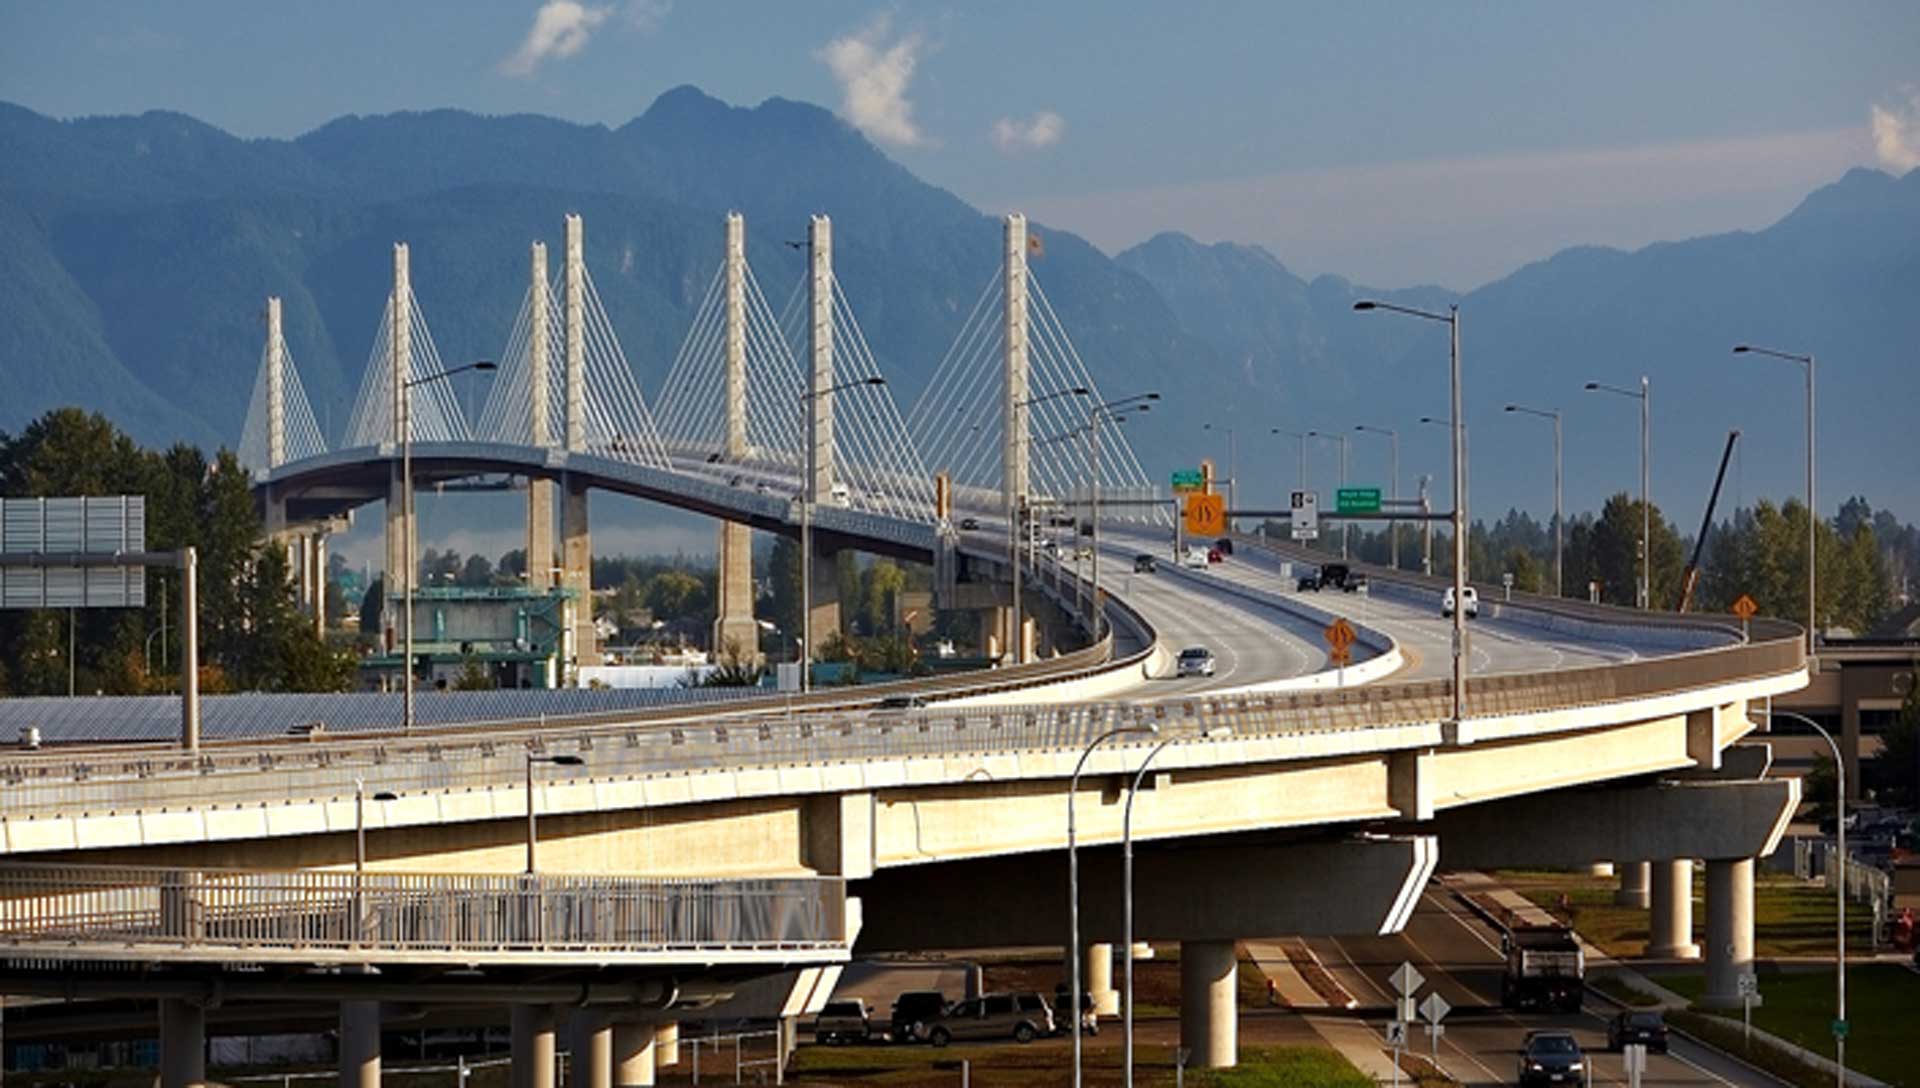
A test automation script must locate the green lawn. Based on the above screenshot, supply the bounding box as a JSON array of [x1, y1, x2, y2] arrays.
[[791, 1041, 1381, 1086], [1663, 966, 1917, 1088], [1495, 869, 1872, 959]]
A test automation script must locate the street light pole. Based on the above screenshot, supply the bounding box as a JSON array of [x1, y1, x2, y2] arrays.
[[1067, 724, 1155, 1087], [1355, 425, 1400, 569], [1307, 431, 1350, 559], [1734, 345, 1818, 654], [1504, 405, 1562, 596], [1768, 710, 1846, 1087], [525, 751, 586, 873], [399, 361, 496, 730], [1357, 300, 1467, 728], [1122, 726, 1229, 1086], [1584, 378, 1651, 608]]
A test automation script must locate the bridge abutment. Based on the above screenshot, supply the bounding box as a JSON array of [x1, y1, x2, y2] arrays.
[[1179, 938, 1237, 1069]]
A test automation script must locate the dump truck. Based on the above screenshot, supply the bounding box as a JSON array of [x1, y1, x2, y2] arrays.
[[1500, 925, 1584, 1012]]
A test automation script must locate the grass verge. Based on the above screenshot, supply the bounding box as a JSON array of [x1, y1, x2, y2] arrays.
[[1663, 966, 1915, 1088]]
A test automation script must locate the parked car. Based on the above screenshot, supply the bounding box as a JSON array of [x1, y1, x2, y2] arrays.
[[1133, 553, 1157, 573], [1012, 992, 1058, 1036], [959, 516, 980, 531], [811, 998, 872, 1044], [1177, 646, 1217, 678], [924, 993, 1051, 1046], [889, 990, 948, 1043], [1052, 988, 1099, 1036], [1517, 1030, 1586, 1086], [1442, 585, 1480, 618], [1214, 537, 1234, 556], [1606, 1009, 1668, 1054]]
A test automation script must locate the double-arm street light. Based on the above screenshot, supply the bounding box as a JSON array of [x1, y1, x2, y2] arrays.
[[797, 376, 888, 691], [1121, 725, 1231, 1085], [1503, 404, 1563, 596], [1305, 431, 1350, 558], [1067, 723, 1156, 1087], [1356, 300, 1467, 728], [1583, 377, 1651, 608], [400, 360, 497, 732], [1354, 425, 1400, 569], [1733, 344, 1818, 654]]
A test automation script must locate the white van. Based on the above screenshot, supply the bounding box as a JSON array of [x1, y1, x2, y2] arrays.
[[1182, 546, 1209, 570], [1442, 586, 1480, 618], [828, 482, 851, 508]]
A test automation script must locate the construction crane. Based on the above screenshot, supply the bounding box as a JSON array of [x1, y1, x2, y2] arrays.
[[1676, 430, 1739, 613]]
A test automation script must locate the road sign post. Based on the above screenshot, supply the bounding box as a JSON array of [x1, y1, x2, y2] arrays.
[[1731, 593, 1758, 643], [1418, 992, 1450, 1064], [1325, 618, 1357, 686], [1171, 469, 1205, 494], [1624, 1042, 1646, 1088], [1289, 490, 1319, 541]]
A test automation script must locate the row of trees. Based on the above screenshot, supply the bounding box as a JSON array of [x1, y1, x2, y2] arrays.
[[0, 409, 355, 696], [1275, 491, 1908, 633]]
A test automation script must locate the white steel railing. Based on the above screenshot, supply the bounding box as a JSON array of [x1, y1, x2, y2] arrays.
[[0, 865, 844, 957]]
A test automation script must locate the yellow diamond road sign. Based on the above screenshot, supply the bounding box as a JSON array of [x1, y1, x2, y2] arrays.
[[1324, 618, 1357, 651], [1731, 594, 1759, 621]]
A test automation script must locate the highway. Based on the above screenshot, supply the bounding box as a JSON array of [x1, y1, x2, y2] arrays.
[[1306, 888, 1777, 1086]]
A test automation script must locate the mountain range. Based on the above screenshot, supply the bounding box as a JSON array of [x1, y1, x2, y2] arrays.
[[2, 87, 1915, 525]]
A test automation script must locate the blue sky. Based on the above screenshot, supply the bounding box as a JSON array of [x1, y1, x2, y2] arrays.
[[4, 1, 1917, 288]]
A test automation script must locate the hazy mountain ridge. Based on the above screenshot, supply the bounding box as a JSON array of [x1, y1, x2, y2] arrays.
[[1, 90, 1915, 519]]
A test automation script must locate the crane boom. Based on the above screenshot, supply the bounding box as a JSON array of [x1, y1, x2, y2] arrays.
[[1676, 429, 1739, 613]]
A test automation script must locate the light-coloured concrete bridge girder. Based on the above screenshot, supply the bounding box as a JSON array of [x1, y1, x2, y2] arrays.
[[852, 835, 1436, 951], [1421, 777, 1798, 870]]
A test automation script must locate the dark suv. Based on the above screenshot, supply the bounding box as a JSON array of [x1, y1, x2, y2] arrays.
[[1606, 1010, 1667, 1053], [889, 990, 947, 1043]]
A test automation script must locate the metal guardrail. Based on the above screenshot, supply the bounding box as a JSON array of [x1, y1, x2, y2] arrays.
[[0, 864, 844, 957]]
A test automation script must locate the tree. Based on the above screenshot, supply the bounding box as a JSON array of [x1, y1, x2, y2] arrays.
[[361, 575, 385, 635], [1504, 547, 1542, 594], [861, 560, 908, 634], [1863, 685, 1920, 809], [452, 656, 496, 690], [643, 569, 708, 622], [459, 553, 494, 588], [765, 536, 801, 635]]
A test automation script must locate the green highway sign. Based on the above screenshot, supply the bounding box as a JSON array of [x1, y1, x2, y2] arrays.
[[1171, 469, 1205, 493], [1336, 487, 1383, 514], [1832, 1018, 1849, 1039]]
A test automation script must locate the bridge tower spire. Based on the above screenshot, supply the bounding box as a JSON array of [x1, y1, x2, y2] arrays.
[[526, 241, 556, 595], [713, 212, 761, 663], [560, 215, 598, 669], [1000, 213, 1031, 661], [804, 214, 841, 647], [385, 243, 414, 657], [266, 297, 286, 470]]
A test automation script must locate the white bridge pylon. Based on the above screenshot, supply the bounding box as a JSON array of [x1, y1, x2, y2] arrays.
[[654, 212, 935, 523], [239, 296, 327, 477], [908, 214, 1160, 523], [342, 244, 475, 449]]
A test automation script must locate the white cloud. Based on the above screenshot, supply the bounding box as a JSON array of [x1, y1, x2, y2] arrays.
[[623, 0, 671, 33], [991, 111, 1065, 155], [501, 0, 612, 77], [1870, 88, 1920, 173], [815, 15, 929, 149]]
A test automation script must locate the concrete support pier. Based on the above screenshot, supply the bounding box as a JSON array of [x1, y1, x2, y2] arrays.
[[339, 1001, 380, 1088], [809, 546, 841, 649], [1086, 942, 1119, 1016], [527, 239, 556, 593], [576, 1013, 613, 1088], [1647, 859, 1701, 960], [1615, 860, 1651, 908], [159, 998, 206, 1088], [654, 1021, 680, 1068], [562, 476, 597, 667], [511, 1005, 557, 1088], [613, 1022, 657, 1087], [1180, 939, 1238, 1069], [1702, 857, 1757, 1007]]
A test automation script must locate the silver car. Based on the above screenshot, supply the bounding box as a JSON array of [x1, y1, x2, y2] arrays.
[[924, 992, 1052, 1046], [1176, 646, 1216, 678]]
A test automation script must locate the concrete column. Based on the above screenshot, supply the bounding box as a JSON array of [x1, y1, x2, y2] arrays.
[[266, 296, 286, 469], [563, 214, 586, 454], [384, 242, 414, 657], [312, 533, 329, 634], [1841, 673, 1864, 800], [511, 1005, 557, 1088], [339, 1001, 381, 1088], [711, 215, 759, 663], [528, 240, 556, 592], [391, 243, 412, 438], [576, 1013, 613, 1088], [612, 1022, 655, 1087], [158, 998, 206, 1088], [1702, 857, 1756, 1008], [653, 1022, 679, 1068], [1180, 939, 1237, 1069], [385, 473, 409, 651], [809, 544, 841, 649], [1614, 860, 1650, 908], [1001, 213, 1029, 517], [563, 476, 597, 667], [807, 215, 834, 502], [1086, 942, 1119, 1016], [1586, 861, 1616, 877], [1646, 859, 1700, 959]]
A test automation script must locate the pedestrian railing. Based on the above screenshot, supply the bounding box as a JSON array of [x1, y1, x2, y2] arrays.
[[0, 864, 845, 960]]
